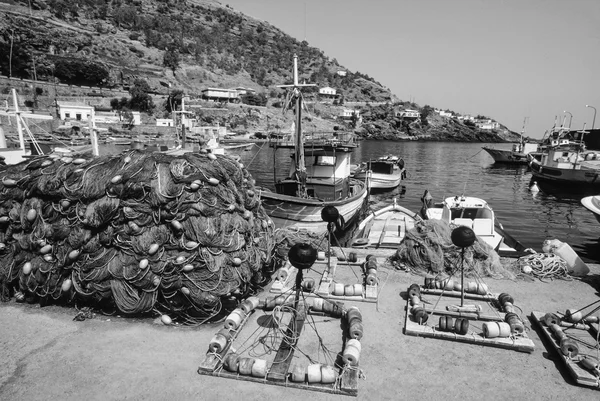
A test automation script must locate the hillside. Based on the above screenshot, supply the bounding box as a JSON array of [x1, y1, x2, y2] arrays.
[[0, 0, 520, 142]]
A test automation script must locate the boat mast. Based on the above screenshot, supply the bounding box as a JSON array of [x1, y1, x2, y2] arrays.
[[12, 89, 25, 152], [277, 55, 316, 197]]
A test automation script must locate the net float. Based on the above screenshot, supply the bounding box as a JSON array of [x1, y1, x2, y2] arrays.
[[182, 264, 194, 272], [111, 175, 123, 184], [72, 158, 86, 165], [61, 199, 71, 209], [41, 159, 53, 167], [139, 259, 149, 269], [161, 314, 172, 325], [23, 262, 32, 275], [454, 318, 470, 335], [170, 220, 183, 231], [223, 353, 240, 372], [207, 153, 217, 161], [232, 257, 242, 266], [2, 177, 17, 187], [208, 177, 219, 186], [61, 279, 72, 292], [61, 157, 73, 164], [148, 243, 160, 255], [26, 209, 37, 222], [39, 244, 53, 254]]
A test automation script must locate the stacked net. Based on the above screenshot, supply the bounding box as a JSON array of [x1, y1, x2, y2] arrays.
[[0, 149, 275, 323]]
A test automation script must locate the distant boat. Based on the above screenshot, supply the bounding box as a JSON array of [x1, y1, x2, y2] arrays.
[[350, 198, 421, 249], [482, 118, 538, 164], [527, 125, 600, 186], [420, 191, 528, 257], [352, 155, 407, 192], [581, 195, 600, 223], [258, 55, 368, 235]]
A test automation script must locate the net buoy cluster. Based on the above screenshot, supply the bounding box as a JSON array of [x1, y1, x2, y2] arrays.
[[436, 315, 469, 334], [311, 297, 344, 318], [0, 150, 275, 322], [332, 282, 363, 297], [289, 363, 338, 384], [345, 306, 363, 340], [223, 352, 268, 378], [407, 285, 427, 325], [482, 321, 511, 338], [423, 277, 488, 295], [364, 255, 378, 286]]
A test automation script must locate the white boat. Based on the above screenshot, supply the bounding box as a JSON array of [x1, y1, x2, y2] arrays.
[[350, 198, 421, 249], [420, 191, 526, 256], [352, 155, 406, 191], [527, 125, 600, 186], [581, 195, 600, 223], [258, 55, 368, 235]]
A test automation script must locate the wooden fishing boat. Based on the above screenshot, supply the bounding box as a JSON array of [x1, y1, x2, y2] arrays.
[[482, 118, 538, 164], [350, 198, 421, 249], [420, 191, 527, 257], [352, 155, 406, 191], [527, 125, 600, 186], [258, 56, 368, 234]]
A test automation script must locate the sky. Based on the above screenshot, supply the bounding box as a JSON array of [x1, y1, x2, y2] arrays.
[[222, 0, 600, 139]]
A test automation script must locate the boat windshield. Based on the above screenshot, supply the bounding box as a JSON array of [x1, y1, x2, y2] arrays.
[[451, 207, 493, 220], [314, 155, 336, 166]]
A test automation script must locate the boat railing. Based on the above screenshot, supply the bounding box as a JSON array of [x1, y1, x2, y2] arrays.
[[269, 131, 357, 149]]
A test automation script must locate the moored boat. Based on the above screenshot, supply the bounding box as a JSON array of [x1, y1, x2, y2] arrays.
[[420, 191, 527, 256], [258, 55, 368, 235], [581, 195, 600, 223], [352, 155, 406, 191], [350, 198, 421, 249], [527, 125, 600, 186], [482, 118, 538, 164]]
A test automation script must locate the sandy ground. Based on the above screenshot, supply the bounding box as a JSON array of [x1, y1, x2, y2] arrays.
[[1, 251, 599, 401]]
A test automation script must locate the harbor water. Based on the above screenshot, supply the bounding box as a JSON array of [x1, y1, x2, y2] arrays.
[[238, 140, 600, 262]]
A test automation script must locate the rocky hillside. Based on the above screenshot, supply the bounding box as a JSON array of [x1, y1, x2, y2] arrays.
[[0, 0, 520, 142]]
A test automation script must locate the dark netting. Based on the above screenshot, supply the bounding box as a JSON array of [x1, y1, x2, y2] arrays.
[[0, 150, 276, 323]]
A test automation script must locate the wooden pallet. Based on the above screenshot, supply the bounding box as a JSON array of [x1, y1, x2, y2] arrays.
[[420, 288, 498, 302], [531, 311, 600, 389], [198, 303, 359, 396], [271, 257, 378, 303], [403, 297, 535, 353]]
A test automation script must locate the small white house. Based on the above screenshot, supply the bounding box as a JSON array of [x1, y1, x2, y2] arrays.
[[156, 118, 174, 127], [57, 102, 94, 121], [397, 109, 421, 119], [319, 87, 337, 97], [475, 119, 500, 130], [233, 87, 256, 96], [336, 70, 347, 77], [340, 108, 360, 119], [120, 111, 141, 125], [438, 110, 453, 118]]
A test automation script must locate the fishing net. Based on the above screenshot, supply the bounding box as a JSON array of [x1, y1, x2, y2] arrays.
[[391, 219, 514, 279], [0, 150, 276, 323]]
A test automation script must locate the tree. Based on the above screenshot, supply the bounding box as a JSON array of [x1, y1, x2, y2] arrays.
[[163, 47, 180, 74], [165, 89, 184, 113], [129, 79, 154, 112], [420, 105, 434, 125]]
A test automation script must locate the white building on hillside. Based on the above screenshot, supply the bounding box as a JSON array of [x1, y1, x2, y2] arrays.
[[476, 119, 500, 130], [319, 87, 337, 97], [57, 102, 93, 121]]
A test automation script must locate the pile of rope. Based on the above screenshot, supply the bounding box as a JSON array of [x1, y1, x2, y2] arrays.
[[516, 253, 571, 281], [391, 219, 513, 278], [0, 149, 276, 323]]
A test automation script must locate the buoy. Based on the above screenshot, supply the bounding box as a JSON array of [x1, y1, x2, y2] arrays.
[[291, 365, 307, 383], [182, 264, 194, 272], [412, 307, 428, 324], [312, 297, 324, 312], [209, 333, 228, 353], [208, 177, 219, 186], [240, 297, 259, 314], [366, 273, 377, 285], [410, 295, 420, 306], [483, 322, 511, 338], [348, 252, 358, 263], [439, 315, 453, 332], [344, 284, 354, 296], [276, 267, 289, 282], [352, 283, 363, 295], [346, 306, 362, 324], [175, 255, 186, 264], [39, 244, 52, 254], [407, 283, 421, 298], [111, 175, 123, 184], [190, 180, 201, 191], [22, 262, 32, 275], [181, 287, 190, 295], [68, 249, 80, 260], [451, 226, 476, 248], [288, 243, 318, 270], [139, 259, 149, 269], [148, 243, 159, 255], [41, 159, 53, 167], [171, 220, 183, 232], [443, 279, 454, 290], [498, 293, 514, 306], [342, 342, 360, 366], [321, 205, 339, 223], [560, 338, 579, 357], [454, 318, 469, 335], [224, 353, 240, 372], [320, 365, 336, 384], [349, 320, 363, 340], [238, 357, 255, 375], [580, 357, 600, 373], [476, 282, 489, 295], [2, 177, 17, 187], [161, 314, 172, 325], [522, 265, 533, 274], [185, 240, 199, 249], [26, 209, 37, 222], [61, 279, 72, 292], [505, 312, 525, 334], [317, 251, 326, 260], [333, 282, 345, 296], [453, 282, 462, 292], [302, 278, 315, 292], [207, 153, 217, 161], [530, 181, 539, 193], [72, 158, 86, 165], [251, 358, 267, 377], [424, 277, 435, 289], [224, 309, 244, 330]]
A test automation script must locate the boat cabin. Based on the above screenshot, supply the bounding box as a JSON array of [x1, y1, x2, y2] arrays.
[[439, 196, 501, 249]]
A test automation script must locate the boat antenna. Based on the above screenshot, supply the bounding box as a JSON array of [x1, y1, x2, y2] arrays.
[[277, 54, 316, 197]]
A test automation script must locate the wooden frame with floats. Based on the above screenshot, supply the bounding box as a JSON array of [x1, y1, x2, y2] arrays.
[[531, 305, 600, 389], [198, 244, 364, 397]]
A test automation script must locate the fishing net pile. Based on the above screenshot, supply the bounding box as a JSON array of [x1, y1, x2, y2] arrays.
[[271, 228, 329, 268], [391, 218, 515, 278], [0, 149, 275, 323]]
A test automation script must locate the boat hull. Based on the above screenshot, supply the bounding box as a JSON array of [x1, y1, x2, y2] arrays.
[[258, 180, 368, 234], [482, 148, 529, 164], [529, 158, 600, 185], [354, 171, 403, 190], [581, 195, 600, 223]]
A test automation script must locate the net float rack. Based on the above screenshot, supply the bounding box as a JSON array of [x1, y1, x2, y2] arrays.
[[403, 226, 535, 353], [531, 302, 600, 389], [271, 208, 380, 303], [198, 243, 364, 397]]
